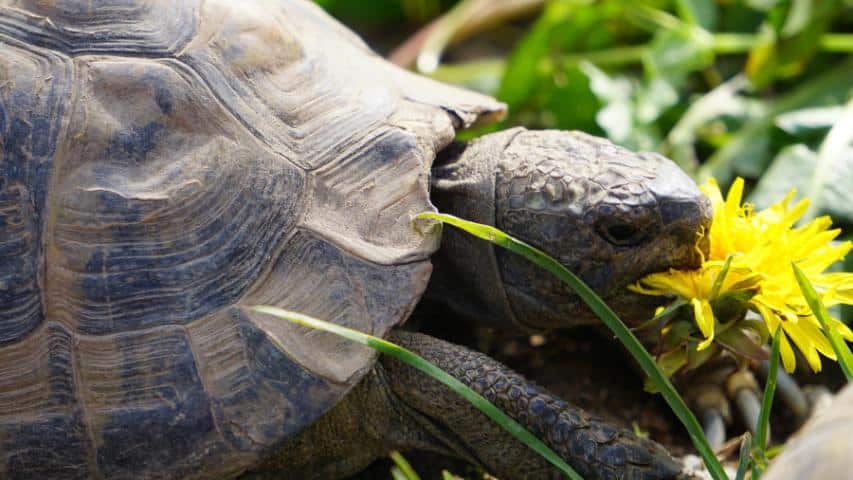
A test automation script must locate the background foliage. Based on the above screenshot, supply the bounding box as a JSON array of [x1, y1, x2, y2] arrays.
[[318, 0, 853, 322]]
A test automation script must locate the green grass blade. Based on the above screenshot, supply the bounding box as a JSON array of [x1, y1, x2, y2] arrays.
[[756, 330, 781, 453], [251, 306, 584, 480], [734, 432, 752, 480], [391, 467, 409, 480], [792, 263, 853, 380], [417, 212, 728, 480], [390, 451, 421, 480]]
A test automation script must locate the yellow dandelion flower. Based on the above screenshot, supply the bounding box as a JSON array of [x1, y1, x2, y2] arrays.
[[631, 177, 853, 373]]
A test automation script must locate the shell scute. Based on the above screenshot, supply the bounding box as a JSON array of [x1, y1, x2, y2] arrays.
[[0, 36, 71, 344], [49, 58, 306, 335], [0, 0, 506, 477]]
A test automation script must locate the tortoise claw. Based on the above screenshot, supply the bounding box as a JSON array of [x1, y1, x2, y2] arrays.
[[688, 384, 729, 449], [700, 408, 727, 450], [727, 370, 764, 440]]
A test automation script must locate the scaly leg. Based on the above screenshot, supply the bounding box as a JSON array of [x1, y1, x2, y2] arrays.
[[248, 331, 684, 480]]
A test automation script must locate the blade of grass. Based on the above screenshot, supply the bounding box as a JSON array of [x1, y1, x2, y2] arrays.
[[751, 329, 782, 479], [734, 433, 752, 480], [390, 451, 421, 480], [756, 329, 781, 452], [417, 212, 728, 480], [792, 262, 853, 380], [251, 305, 584, 480], [391, 467, 409, 480]]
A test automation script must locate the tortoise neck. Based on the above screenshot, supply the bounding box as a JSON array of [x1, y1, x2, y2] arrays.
[[426, 130, 525, 330]]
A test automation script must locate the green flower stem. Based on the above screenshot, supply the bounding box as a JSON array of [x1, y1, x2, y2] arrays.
[[417, 212, 728, 480], [250, 306, 584, 480], [819, 33, 853, 52], [751, 329, 782, 479], [792, 263, 853, 380]]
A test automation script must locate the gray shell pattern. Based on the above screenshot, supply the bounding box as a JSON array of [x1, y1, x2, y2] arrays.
[[0, 0, 504, 478]]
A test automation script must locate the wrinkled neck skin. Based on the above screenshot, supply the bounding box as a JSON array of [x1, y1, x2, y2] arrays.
[[425, 129, 524, 331]]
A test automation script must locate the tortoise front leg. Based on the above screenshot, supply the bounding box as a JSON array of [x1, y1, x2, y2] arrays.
[[249, 331, 684, 480], [379, 331, 684, 480]]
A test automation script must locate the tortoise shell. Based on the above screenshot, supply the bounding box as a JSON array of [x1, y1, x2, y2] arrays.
[[0, 0, 503, 478]]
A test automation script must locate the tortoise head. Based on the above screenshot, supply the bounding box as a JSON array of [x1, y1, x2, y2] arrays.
[[429, 128, 712, 330]]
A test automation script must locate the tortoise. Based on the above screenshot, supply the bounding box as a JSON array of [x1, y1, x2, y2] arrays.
[[0, 0, 715, 479]]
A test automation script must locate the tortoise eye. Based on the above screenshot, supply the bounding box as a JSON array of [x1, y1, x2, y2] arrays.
[[597, 220, 649, 247]]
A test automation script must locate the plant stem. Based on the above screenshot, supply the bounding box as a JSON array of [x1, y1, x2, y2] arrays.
[[820, 34, 853, 52]]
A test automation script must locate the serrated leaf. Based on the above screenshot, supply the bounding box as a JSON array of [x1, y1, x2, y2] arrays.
[[750, 98, 853, 224]]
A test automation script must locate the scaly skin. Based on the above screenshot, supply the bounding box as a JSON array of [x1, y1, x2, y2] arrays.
[[248, 332, 684, 480]]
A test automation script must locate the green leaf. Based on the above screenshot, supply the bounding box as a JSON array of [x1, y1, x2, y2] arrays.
[[699, 122, 773, 184], [716, 327, 769, 363], [251, 306, 585, 480], [746, 0, 842, 88], [750, 98, 853, 223], [496, 0, 577, 109], [675, 0, 718, 30], [417, 212, 729, 480], [665, 74, 753, 172], [792, 262, 853, 380], [775, 106, 844, 136], [748, 144, 817, 209], [644, 25, 714, 81], [756, 330, 782, 454], [390, 451, 421, 480]]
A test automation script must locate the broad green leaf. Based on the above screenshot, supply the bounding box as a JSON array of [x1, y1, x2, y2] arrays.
[[665, 75, 753, 172], [644, 25, 714, 81], [699, 122, 772, 184], [746, 0, 841, 88], [581, 62, 663, 151], [750, 98, 853, 224], [749, 144, 818, 210], [675, 0, 718, 29], [775, 106, 844, 136]]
